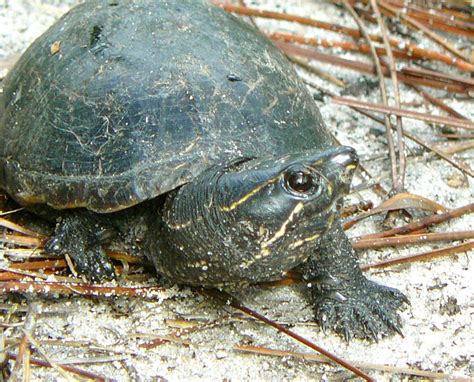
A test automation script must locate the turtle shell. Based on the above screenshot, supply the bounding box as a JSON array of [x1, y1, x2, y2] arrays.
[[0, 0, 334, 213]]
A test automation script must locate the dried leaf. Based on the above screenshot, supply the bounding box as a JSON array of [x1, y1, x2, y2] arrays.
[[344, 193, 448, 229]]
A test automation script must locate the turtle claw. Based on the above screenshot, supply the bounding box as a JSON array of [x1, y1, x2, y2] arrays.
[[342, 324, 353, 343], [45, 214, 116, 282], [310, 277, 407, 341]]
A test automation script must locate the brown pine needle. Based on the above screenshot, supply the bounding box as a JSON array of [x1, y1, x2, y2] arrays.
[[9, 259, 67, 271], [10, 305, 38, 382], [274, 41, 470, 93], [215, 1, 474, 71], [268, 31, 474, 72], [205, 289, 374, 381], [6, 352, 114, 382], [308, 83, 472, 177], [352, 230, 474, 249], [364, 0, 474, 38], [398, 129, 473, 178], [331, 97, 474, 131], [439, 5, 474, 22], [269, 31, 410, 59], [441, 141, 474, 155], [236, 344, 471, 380], [0, 218, 44, 238], [0, 234, 43, 248], [361, 241, 473, 270], [0, 280, 165, 298], [397, 8, 473, 37], [402, 66, 474, 88], [411, 85, 469, 120], [288, 55, 346, 87], [378, 0, 473, 64], [326, 101, 473, 177], [0, 271, 40, 281], [342, 0, 399, 191], [370, 0, 406, 190], [23, 330, 78, 382], [354, 203, 474, 239]]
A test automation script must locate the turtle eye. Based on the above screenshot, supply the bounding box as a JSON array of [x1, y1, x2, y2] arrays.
[[284, 170, 319, 195]]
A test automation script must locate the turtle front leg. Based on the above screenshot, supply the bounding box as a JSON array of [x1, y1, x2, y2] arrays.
[[44, 213, 116, 281], [302, 218, 408, 341]]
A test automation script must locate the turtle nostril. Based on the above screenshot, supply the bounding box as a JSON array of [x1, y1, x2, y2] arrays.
[[331, 147, 359, 171]]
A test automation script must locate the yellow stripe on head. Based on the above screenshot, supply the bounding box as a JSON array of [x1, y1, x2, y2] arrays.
[[220, 176, 279, 212]]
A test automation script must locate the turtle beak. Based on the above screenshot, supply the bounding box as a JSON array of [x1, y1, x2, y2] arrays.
[[312, 146, 358, 197]]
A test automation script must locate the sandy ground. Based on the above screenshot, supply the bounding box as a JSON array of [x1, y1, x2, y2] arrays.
[[0, 0, 472, 381]]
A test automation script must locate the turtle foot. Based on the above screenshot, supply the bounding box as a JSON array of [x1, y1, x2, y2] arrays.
[[44, 214, 115, 281], [311, 275, 408, 341]]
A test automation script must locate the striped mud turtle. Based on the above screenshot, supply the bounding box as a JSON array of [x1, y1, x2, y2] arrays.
[[0, 0, 406, 340]]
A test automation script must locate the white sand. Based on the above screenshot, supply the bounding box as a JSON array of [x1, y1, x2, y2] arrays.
[[0, 1, 472, 381]]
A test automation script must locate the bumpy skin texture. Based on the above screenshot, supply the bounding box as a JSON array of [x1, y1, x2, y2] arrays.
[[0, 0, 407, 340], [0, 0, 332, 212], [303, 219, 408, 340], [152, 148, 357, 287], [44, 213, 116, 281]]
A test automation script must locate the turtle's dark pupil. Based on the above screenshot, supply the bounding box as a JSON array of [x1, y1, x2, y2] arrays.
[[286, 171, 314, 193]]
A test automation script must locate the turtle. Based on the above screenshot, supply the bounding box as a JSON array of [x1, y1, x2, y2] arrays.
[[0, 0, 407, 340]]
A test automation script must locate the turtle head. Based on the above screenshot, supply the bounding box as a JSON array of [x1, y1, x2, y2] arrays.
[[155, 146, 358, 286], [217, 146, 358, 261], [221, 145, 357, 210]]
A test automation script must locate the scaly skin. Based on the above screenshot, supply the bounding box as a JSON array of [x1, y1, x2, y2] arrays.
[[42, 147, 407, 341], [303, 218, 408, 340], [45, 214, 115, 281]]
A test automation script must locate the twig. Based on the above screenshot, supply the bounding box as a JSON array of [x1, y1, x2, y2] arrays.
[[361, 241, 473, 270]]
